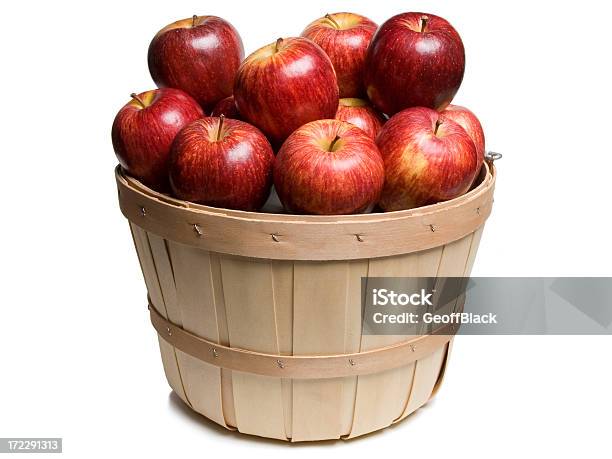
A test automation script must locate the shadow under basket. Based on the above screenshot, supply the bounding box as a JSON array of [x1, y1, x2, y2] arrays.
[[116, 163, 496, 442]]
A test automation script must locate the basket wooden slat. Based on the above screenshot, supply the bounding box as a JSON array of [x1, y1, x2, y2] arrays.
[[347, 245, 445, 437], [290, 260, 365, 440], [221, 256, 288, 439], [129, 224, 191, 407], [166, 241, 230, 428], [395, 234, 476, 425], [118, 164, 496, 442]]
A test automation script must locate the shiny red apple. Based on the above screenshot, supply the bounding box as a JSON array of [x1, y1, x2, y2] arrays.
[[364, 12, 465, 115], [148, 15, 244, 110], [169, 116, 274, 211], [377, 107, 479, 211], [234, 37, 338, 147], [210, 95, 241, 119], [301, 12, 377, 98], [335, 98, 385, 140], [441, 104, 485, 165], [111, 88, 204, 191], [274, 119, 384, 215]]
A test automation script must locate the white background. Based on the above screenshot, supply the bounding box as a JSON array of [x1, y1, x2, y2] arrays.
[[1, 0, 611, 457]]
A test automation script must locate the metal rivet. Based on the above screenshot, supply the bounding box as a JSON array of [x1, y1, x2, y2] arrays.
[[212, 348, 219, 358], [349, 359, 356, 366], [166, 326, 172, 336], [140, 206, 147, 217], [410, 344, 416, 352], [277, 359, 285, 369], [355, 234, 364, 242], [271, 234, 280, 242], [429, 224, 436, 232], [193, 224, 203, 237]]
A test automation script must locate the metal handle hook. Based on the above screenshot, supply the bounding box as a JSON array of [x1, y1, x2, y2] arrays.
[[485, 151, 503, 162]]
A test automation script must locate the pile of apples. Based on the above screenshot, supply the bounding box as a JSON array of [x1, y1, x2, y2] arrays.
[[112, 12, 485, 214]]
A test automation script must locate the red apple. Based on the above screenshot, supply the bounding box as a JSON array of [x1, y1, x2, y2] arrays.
[[377, 107, 479, 211], [335, 98, 385, 140], [234, 37, 338, 147], [441, 104, 485, 165], [301, 12, 377, 98], [169, 116, 274, 211], [210, 95, 241, 119], [111, 88, 204, 191], [148, 15, 244, 110], [364, 12, 465, 115], [274, 119, 384, 215]]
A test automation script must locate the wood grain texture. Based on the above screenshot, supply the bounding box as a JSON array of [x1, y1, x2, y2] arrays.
[[150, 301, 454, 379], [291, 261, 354, 441], [347, 245, 444, 438], [120, 163, 495, 441], [129, 224, 189, 405], [163, 242, 227, 427], [131, 230, 483, 441], [427, 226, 484, 402], [270, 260, 294, 438], [340, 260, 368, 436], [394, 233, 476, 422], [117, 165, 495, 260], [208, 253, 237, 427], [219, 257, 287, 440], [430, 338, 453, 399]]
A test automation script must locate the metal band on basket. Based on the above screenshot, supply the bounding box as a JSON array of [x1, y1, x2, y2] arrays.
[[149, 302, 455, 380]]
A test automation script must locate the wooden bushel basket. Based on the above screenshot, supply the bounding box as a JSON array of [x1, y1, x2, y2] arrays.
[[116, 162, 496, 442]]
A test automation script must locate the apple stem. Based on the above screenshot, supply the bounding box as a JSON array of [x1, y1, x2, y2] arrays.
[[130, 93, 146, 109], [420, 15, 429, 32], [275, 37, 283, 53], [325, 13, 340, 29], [434, 118, 443, 135], [216, 115, 225, 141], [192, 15, 198, 27], [329, 135, 341, 152]]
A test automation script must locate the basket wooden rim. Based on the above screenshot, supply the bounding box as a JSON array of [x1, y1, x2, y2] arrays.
[[116, 163, 496, 260]]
